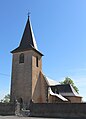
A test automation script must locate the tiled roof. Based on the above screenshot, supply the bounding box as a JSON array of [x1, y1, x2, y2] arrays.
[[51, 84, 81, 97], [43, 73, 81, 97], [49, 87, 68, 101]]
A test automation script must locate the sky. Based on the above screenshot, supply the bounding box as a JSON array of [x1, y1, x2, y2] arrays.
[[0, 0, 86, 101]]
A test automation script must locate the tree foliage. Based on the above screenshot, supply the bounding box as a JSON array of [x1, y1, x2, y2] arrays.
[[0, 94, 10, 103], [60, 77, 79, 93]]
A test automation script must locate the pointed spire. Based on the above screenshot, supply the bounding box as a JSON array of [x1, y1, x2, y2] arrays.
[[19, 17, 38, 50], [11, 17, 43, 55]]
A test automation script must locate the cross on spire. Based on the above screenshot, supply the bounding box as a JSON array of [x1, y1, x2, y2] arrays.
[[28, 12, 31, 17]]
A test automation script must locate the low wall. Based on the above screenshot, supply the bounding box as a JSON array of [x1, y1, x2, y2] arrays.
[[30, 103, 86, 118], [0, 103, 15, 116]]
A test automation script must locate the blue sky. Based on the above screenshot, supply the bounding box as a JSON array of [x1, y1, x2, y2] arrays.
[[0, 0, 86, 101]]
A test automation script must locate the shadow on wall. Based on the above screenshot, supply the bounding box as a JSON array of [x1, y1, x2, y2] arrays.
[[32, 72, 48, 103]]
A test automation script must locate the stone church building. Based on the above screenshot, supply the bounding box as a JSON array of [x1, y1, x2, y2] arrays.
[[10, 17, 82, 106]]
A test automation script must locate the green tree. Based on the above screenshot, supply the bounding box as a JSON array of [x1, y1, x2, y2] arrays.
[[0, 94, 10, 103], [60, 77, 79, 93]]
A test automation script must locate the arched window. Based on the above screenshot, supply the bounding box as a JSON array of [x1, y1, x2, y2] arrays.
[[36, 56, 39, 67], [19, 53, 24, 63]]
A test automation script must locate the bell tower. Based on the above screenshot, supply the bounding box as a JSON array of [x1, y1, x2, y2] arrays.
[[10, 17, 43, 105]]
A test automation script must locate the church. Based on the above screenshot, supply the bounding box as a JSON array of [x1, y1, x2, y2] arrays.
[[10, 16, 82, 107]]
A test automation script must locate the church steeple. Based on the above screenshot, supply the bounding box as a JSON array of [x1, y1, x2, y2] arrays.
[[10, 16, 43, 104], [19, 16, 38, 50], [11, 17, 43, 56]]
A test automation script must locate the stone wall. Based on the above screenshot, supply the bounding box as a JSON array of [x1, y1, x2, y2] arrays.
[[66, 96, 82, 103], [11, 51, 33, 104], [30, 103, 86, 118], [32, 51, 42, 102], [0, 103, 15, 116], [11, 50, 43, 105]]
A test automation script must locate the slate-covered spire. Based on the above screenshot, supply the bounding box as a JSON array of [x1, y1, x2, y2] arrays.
[[19, 16, 38, 50], [11, 17, 43, 55]]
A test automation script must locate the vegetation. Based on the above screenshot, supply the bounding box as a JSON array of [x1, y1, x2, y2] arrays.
[[0, 94, 10, 103], [60, 77, 79, 93]]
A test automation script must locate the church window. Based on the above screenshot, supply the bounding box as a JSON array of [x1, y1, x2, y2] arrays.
[[19, 53, 24, 63], [36, 56, 39, 67]]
